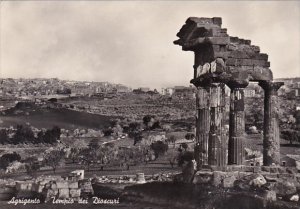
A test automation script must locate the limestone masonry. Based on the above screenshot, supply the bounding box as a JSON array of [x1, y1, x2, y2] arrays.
[[174, 17, 284, 168]]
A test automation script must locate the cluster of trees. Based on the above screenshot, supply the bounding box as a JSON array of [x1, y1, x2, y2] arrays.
[[281, 129, 300, 145], [66, 139, 155, 171], [102, 115, 162, 145], [185, 133, 195, 140], [0, 152, 21, 170], [114, 146, 150, 170], [43, 149, 65, 173], [77, 139, 112, 171], [37, 126, 61, 144], [0, 125, 61, 144], [56, 88, 71, 95], [279, 108, 300, 145]]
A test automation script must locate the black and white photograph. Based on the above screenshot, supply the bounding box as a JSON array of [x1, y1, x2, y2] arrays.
[[0, 1, 299, 208]]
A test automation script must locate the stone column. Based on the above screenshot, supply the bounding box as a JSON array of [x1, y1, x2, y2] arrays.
[[228, 82, 248, 165], [259, 81, 283, 166], [208, 83, 227, 166], [195, 86, 210, 166], [220, 84, 228, 166]]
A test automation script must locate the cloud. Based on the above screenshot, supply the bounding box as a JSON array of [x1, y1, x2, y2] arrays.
[[0, 1, 299, 89]]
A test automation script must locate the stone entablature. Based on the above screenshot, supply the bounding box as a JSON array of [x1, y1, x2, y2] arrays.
[[174, 17, 272, 86]]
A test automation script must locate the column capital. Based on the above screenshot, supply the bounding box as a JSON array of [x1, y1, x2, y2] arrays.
[[227, 80, 249, 90], [259, 81, 284, 92]]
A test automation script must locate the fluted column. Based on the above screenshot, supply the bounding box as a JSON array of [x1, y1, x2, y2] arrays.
[[259, 81, 283, 166], [208, 83, 227, 166], [195, 86, 210, 166], [228, 82, 248, 165]]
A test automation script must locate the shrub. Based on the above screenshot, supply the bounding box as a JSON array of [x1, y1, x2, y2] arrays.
[[150, 141, 168, 159], [177, 151, 194, 167]]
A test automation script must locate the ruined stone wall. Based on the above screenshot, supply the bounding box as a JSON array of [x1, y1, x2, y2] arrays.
[[193, 166, 300, 200]]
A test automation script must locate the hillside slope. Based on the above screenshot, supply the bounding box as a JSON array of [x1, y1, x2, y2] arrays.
[[0, 102, 112, 130]]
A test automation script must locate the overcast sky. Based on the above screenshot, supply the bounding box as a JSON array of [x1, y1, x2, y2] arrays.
[[0, 1, 299, 89]]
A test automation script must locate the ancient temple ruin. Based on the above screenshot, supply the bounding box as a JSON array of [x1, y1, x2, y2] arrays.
[[174, 17, 283, 168]]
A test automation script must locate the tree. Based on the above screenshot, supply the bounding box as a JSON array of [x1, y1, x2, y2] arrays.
[[152, 121, 161, 129], [185, 133, 195, 140], [88, 138, 101, 150], [79, 145, 109, 171], [13, 125, 35, 144], [133, 132, 143, 146], [110, 119, 121, 127], [168, 135, 177, 148], [44, 150, 65, 173], [169, 155, 177, 168], [0, 152, 21, 170], [69, 147, 80, 163], [116, 148, 130, 170], [181, 143, 188, 151], [103, 128, 113, 136], [116, 147, 145, 170], [24, 157, 40, 177], [150, 141, 168, 159], [162, 124, 171, 132], [51, 126, 61, 141], [177, 151, 194, 167], [0, 129, 9, 144], [112, 124, 123, 136], [39, 126, 61, 144], [281, 129, 300, 144], [143, 115, 154, 130], [127, 122, 142, 134], [79, 148, 93, 171], [125, 122, 143, 145], [143, 115, 160, 130]]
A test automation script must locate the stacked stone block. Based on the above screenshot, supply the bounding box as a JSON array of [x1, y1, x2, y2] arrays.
[[42, 180, 81, 202]]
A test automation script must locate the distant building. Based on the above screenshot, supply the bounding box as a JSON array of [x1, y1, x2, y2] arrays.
[[161, 87, 174, 96]]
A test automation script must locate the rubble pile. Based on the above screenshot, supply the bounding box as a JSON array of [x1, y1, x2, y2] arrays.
[[12, 175, 94, 202], [190, 166, 300, 203]]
